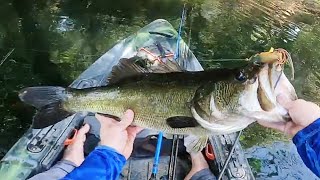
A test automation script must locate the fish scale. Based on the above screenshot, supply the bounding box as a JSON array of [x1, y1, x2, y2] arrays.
[[63, 82, 211, 136]]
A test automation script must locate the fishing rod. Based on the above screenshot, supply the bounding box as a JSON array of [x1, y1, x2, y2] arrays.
[[168, 135, 180, 180], [174, 4, 187, 60], [149, 132, 163, 180], [187, 7, 193, 48], [149, 4, 188, 179], [217, 130, 243, 180], [0, 48, 15, 67]]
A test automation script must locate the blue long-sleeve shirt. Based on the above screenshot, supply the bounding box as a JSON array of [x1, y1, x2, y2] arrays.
[[293, 118, 320, 177], [62, 146, 126, 180]]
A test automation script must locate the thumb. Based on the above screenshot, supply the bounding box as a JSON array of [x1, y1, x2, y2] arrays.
[[277, 94, 293, 109], [76, 124, 90, 142], [119, 109, 135, 129], [79, 124, 90, 134]]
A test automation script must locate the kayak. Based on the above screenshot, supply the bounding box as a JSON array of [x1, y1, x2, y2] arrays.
[[0, 19, 254, 180]]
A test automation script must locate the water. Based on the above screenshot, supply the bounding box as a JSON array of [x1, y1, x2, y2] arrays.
[[0, 0, 319, 178], [245, 142, 319, 179]]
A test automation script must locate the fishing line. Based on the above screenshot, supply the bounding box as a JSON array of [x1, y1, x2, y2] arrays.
[[198, 59, 247, 62], [274, 70, 283, 89], [0, 47, 99, 57]]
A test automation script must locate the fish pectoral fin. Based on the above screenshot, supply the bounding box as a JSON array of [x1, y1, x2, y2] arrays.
[[166, 116, 200, 128], [184, 135, 208, 153], [108, 57, 149, 84], [96, 112, 121, 122]]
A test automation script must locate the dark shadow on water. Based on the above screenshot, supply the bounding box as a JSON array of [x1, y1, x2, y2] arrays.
[[12, 0, 67, 86]]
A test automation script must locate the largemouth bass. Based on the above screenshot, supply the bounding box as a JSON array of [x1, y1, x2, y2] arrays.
[[19, 49, 296, 146]]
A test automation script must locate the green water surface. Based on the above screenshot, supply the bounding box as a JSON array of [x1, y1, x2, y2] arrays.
[[0, 0, 319, 178]]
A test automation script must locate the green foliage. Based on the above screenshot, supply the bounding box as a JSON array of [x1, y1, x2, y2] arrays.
[[247, 158, 262, 176]]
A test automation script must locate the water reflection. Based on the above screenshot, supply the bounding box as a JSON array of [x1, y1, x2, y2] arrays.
[[0, 0, 319, 177], [56, 16, 75, 32]]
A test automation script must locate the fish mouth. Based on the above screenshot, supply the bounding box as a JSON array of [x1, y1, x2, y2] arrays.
[[256, 51, 297, 119], [190, 48, 297, 132]]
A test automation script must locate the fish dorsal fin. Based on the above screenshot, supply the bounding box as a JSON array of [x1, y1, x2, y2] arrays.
[[108, 57, 149, 84], [150, 59, 183, 72], [108, 56, 183, 84]]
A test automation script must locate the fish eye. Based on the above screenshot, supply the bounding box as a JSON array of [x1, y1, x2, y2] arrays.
[[236, 71, 247, 82]]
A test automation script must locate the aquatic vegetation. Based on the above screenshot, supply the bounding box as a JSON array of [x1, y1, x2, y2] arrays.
[[240, 123, 289, 149], [247, 158, 262, 177]]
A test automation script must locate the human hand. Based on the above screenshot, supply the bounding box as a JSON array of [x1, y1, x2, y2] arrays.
[[95, 110, 143, 159], [63, 124, 90, 166], [258, 95, 320, 136]]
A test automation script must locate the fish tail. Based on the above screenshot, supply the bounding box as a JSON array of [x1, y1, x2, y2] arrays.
[[19, 86, 73, 129]]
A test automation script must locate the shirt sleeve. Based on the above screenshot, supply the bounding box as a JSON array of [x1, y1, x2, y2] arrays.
[[28, 160, 77, 180], [293, 118, 320, 177], [62, 145, 126, 180]]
